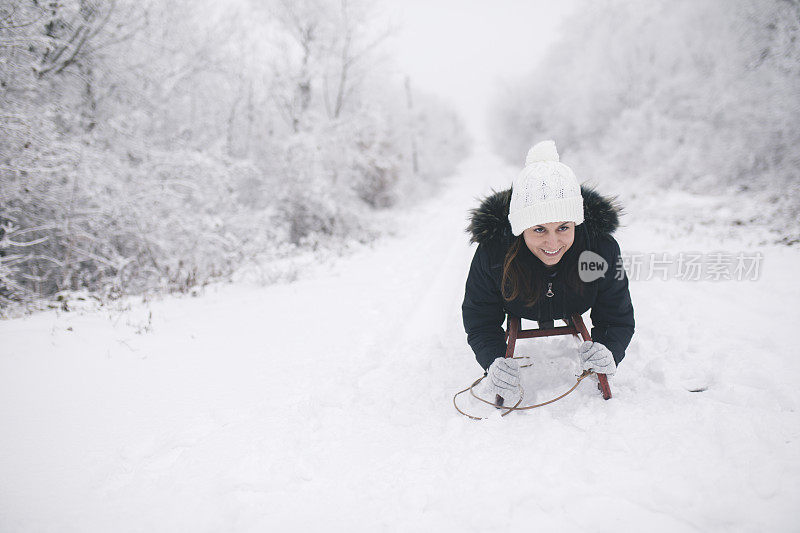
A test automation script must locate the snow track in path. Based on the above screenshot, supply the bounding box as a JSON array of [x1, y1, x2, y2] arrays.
[[1, 148, 799, 532]]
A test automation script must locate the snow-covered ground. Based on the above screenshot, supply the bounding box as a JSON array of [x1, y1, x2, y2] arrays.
[[1, 147, 799, 532]]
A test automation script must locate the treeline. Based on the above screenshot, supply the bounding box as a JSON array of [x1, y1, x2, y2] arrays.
[[0, 0, 471, 311], [490, 0, 799, 242]]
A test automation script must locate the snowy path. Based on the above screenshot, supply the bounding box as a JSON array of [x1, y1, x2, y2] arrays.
[[2, 148, 799, 532]]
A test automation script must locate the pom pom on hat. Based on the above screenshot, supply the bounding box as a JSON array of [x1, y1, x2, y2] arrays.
[[525, 140, 560, 165]]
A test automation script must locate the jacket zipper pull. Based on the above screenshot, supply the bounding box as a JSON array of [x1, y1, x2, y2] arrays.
[[546, 282, 554, 298]]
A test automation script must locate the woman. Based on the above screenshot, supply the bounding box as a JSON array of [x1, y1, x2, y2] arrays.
[[462, 140, 635, 404]]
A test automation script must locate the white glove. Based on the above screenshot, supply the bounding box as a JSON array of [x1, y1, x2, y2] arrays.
[[578, 341, 616, 376], [487, 357, 520, 403]]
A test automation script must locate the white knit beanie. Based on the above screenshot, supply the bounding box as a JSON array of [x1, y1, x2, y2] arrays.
[[508, 140, 584, 236]]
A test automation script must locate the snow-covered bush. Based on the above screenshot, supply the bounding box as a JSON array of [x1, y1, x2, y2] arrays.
[[0, 0, 471, 312], [489, 0, 800, 242]]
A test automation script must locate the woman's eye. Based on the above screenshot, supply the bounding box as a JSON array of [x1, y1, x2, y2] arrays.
[[558, 226, 569, 231], [534, 227, 545, 233]]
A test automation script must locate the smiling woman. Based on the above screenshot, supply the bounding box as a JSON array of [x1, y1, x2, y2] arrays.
[[462, 140, 635, 405]]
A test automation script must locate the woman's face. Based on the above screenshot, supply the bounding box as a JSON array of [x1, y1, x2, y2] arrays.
[[522, 221, 576, 266]]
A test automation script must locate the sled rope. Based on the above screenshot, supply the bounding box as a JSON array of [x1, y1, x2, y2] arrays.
[[453, 357, 595, 420]]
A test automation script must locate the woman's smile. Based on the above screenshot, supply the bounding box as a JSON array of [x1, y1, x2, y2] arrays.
[[541, 246, 564, 256]]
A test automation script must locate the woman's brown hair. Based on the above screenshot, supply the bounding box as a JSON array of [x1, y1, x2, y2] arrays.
[[501, 224, 587, 306]]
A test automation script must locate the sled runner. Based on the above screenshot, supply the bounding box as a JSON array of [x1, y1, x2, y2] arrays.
[[503, 312, 612, 402]]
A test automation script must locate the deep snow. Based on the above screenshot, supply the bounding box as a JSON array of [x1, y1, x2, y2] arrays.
[[1, 148, 799, 532]]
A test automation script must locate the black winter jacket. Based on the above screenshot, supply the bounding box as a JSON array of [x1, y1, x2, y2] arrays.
[[461, 186, 635, 370]]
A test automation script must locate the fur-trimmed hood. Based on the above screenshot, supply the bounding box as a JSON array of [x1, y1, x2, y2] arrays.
[[466, 185, 622, 247]]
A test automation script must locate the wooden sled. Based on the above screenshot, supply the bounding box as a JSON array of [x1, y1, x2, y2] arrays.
[[501, 313, 612, 403]]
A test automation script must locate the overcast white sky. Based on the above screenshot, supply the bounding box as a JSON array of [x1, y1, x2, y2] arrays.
[[387, 0, 577, 143]]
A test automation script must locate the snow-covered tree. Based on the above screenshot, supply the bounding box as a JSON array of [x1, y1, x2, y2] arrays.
[[0, 0, 470, 312], [489, 0, 800, 241]]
